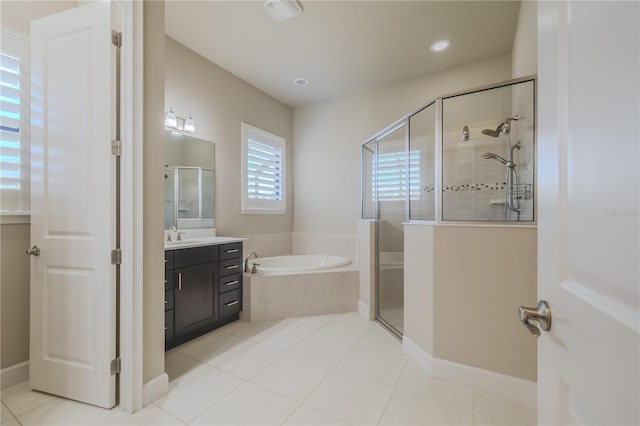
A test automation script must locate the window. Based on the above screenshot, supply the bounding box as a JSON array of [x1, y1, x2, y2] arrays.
[[376, 150, 420, 202], [1, 29, 30, 216], [241, 122, 286, 214]]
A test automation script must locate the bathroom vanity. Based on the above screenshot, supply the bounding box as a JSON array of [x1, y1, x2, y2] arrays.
[[164, 238, 244, 350]]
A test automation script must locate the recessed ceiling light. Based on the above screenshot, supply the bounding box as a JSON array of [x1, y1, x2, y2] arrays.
[[430, 39, 451, 52], [294, 77, 309, 87]]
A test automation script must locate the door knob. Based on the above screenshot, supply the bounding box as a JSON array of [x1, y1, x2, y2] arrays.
[[518, 300, 551, 337], [26, 246, 41, 256]]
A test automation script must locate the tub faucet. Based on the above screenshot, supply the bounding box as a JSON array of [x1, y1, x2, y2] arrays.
[[244, 251, 258, 272], [251, 263, 260, 274]]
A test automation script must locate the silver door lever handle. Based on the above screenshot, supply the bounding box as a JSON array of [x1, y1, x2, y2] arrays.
[[26, 246, 41, 256], [518, 300, 551, 337]]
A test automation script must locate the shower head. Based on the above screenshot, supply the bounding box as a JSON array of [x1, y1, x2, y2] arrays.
[[481, 115, 522, 137], [481, 128, 501, 137], [482, 152, 509, 165], [482, 122, 507, 137]]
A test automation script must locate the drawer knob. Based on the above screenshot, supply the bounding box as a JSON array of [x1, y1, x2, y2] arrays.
[[226, 265, 239, 270], [226, 280, 239, 286], [225, 300, 240, 307], [226, 249, 239, 253]]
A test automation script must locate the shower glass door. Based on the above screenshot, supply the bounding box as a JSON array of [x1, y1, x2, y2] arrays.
[[376, 124, 406, 336]]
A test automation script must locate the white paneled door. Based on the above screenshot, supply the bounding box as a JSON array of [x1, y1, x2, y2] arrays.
[[537, 1, 639, 424], [29, 2, 118, 408]]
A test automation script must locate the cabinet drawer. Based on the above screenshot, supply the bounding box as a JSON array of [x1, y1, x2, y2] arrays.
[[165, 250, 174, 270], [175, 246, 218, 268], [220, 273, 241, 294], [165, 290, 174, 311], [219, 243, 242, 260], [165, 310, 174, 341], [219, 258, 242, 276], [220, 289, 241, 318], [165, 271, 174, 290]]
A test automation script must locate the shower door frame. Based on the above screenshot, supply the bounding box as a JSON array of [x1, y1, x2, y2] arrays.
[[371, 120, 409, 339], [362, 75, 538, 338]]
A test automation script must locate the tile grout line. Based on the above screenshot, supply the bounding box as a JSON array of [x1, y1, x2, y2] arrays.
[[374, 354, 410, 426], [281, 323, 360, 425], [1, 401, 18, 422]]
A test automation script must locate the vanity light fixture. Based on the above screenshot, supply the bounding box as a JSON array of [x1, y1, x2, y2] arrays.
[[164, 107, 178, 128], [184, 113, 196, 133], [264, 0, 303, 22], [164, 107, 196, 134]]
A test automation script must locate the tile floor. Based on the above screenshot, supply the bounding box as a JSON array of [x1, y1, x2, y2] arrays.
[[0, 313, 536, 425]]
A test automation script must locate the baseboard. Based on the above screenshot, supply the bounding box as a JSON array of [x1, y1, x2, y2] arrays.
[[142, 372, 169, 406], [431, 357, 536, 406], [402, 336, 433, 374], [1, 361, 29, 390], [402, 336, 536, 406], [357, 300, 370, 320]]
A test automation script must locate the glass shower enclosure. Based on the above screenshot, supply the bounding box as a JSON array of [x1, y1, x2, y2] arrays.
[[362, 77, 535, 337]]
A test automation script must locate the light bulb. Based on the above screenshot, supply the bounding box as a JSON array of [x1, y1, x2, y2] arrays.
[[164, 107, 177, 128], [184, 113, 196, 133]]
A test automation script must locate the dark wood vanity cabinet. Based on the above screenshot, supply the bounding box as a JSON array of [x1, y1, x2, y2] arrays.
[[165, 242, 243, 350]]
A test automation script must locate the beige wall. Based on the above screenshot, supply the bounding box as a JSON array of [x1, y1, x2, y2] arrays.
[[165, 36, 293, 237], [404, 224, 537, 381], [404, 224, 434, 354], [433, 226, 537, 381], [0, 224, 30, 368], [0, 1, 78, 372], [292, 53, 512, 236], [143, 0, 166, 384], [512, 0, 537, 78]]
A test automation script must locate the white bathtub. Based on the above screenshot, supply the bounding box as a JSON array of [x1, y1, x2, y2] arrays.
[[242, 254, 358, 321], [247, 254, 351, 273]]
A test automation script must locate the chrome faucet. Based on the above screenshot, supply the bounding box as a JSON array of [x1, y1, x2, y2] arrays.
[[167, 226, 185, 242], [244, 251, 258, 272]]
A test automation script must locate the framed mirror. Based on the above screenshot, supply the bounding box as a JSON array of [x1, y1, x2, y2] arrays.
[[165, 132, 215, 229]]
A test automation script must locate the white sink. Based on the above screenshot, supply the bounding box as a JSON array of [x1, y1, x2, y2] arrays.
[[165, 239, 202, 246]]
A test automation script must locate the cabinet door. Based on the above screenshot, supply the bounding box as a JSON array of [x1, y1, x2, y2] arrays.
[[174, 263, 218, 338]]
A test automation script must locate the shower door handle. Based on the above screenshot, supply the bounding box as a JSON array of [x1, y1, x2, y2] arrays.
[[518, 300, 551, 337]]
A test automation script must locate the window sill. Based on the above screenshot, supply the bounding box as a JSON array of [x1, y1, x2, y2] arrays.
[[1, 211, 31, 224], [241, 209, 287, 215]]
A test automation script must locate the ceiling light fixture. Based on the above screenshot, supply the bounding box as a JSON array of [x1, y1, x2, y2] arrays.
[[430, 39, 451, 52], [293, 77, 309, 87], [264, 0, 303, 22]]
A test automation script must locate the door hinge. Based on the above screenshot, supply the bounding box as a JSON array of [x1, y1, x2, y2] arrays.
[[111, 139, 122, 156], [110, 357, 121, 375], [111, 248, 122, 265], [111, 30, 122, 48]]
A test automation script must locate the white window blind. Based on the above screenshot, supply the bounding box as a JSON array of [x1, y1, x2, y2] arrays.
[[0, 29, 30, 214], [247, 139, 283, 201], [241, 123, 286, 214], [376, 150, 420, 202]]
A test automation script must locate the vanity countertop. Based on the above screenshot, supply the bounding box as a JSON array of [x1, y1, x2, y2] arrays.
[[164, 236, 246, 251]]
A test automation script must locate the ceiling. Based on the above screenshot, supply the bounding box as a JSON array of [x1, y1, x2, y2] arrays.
[[165, 1, 521, 107]]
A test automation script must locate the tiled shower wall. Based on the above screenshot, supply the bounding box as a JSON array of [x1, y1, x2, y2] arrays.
[[441, 80, 535, 222]]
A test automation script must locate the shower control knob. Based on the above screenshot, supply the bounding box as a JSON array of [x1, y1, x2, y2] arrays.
[[26, 245, 41, 256]]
